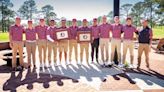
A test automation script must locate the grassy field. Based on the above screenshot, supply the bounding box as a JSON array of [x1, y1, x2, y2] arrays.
[[0, 26, 163, 41], [0, 32, 9, 42], [152, 26, 164, 39]]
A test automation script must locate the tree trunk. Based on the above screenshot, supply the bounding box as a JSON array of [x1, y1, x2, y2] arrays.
[[1, 3, 5, 32], [150, 2, 153, 28], [30, 7, 32, 20], [7, 18, 10, 32]]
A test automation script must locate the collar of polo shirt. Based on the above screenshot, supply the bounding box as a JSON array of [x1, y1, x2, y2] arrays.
[[50, 26, 55, 28]]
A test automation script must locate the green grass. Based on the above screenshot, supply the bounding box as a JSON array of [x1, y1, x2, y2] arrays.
[[152, 26, 164, 39], [0, 26, 163, 41], [0, 32, 9, 41]]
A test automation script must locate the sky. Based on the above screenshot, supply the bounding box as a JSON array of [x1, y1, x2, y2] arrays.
[[10, 0, 143, 21]]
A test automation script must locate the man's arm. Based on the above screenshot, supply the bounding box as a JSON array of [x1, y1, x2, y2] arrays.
[[109, 24, 112, 38], [35, 26, 39, 40], [76, 27, 78, 40], [121, 24, 124, 34], [90, 27, 94, 43], [47, 35, 54, 42], [134, 27, 139, 35], [134, 27, 139, 40], [134, 28, 139, 41], [9, 26, 13, 48], [149, 29, 153, 45], [22, 26, 25, 33]]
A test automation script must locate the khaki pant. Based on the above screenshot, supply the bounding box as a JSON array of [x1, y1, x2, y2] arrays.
[[26, 42, 36, 66], [100, 38, 109, 62], [123, 40, 134, 64], [69, 40, 78, 61], [138, 43, 150, 67], [58, 40, 68, 62], [58, 40, 68, 52], [37, 40, 47, 64], [12, 41, 24, 68], [111, 38, 121, 62], [80, 43, 89, 62], [47, 41, 58, 63]]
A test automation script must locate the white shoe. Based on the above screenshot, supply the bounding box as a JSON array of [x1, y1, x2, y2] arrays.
[[104, 62, 107, 65], [68, 62, 71, 65], [58, 62, 61, 66], [133, 64, 137, 68], [118, 64, 124, 68], [47, 65, 51, 68], [65, 62, 68, 65], [108, 61, 114, 65], [78, 62, 82, 65], [129, 64, 135, 68], [102, 63, 106, 67], [40, 64, 43, 67], [54, 63, 57, 67], [43, 65, 47, 68], [69, 62, 72, 65]]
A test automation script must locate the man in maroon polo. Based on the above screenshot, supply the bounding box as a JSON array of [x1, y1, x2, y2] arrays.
[[122, 17, 138, 68], [35, 18, 48, 68], [99, 15, 111, 67], [25, 20, 37, 68], [9, 17, 24, 71], [46, 19, 58, 67], [58, 18, 69, 65], [78, 19, 91, 65], [68, 18, 78, 64], [91, 18, 100, 64], [110, 16, 123, 67]]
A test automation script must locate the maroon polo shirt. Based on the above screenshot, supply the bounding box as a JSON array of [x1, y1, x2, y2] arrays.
[[35, 25, 48, 40], [91, 25, 100, 39], [111, 24, 123, 39], [122, 25, 138, 40], [68, 26, 78, 40], [25, 28, 36, 41], [58, 26, 68, 32], [46, 26, 57, 40], [99, 23, 111, 38], [9, 24, 24, 41], [78, 26, 91, 32]]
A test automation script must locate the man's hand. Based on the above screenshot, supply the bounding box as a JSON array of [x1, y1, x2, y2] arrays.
[[91, 37, 94, 43], [149, 45, 152, 52], [54, 41, 58, 45], [92, 37, 94, 40], [9, 42, 13, 48]]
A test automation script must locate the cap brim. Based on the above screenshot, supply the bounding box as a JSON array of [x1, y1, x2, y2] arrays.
[[16, 18, 21, 20], [40, 19, 44, 21]]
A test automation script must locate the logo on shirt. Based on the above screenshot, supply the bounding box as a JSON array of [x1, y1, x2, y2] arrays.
[[61, 33, 65, 37], [83, 35, 88, 39]]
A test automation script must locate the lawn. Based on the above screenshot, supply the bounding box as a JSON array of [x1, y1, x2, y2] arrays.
[[153, 26, 164, 39], [0, 26, 163, 42], [0, 32, 9, 42]]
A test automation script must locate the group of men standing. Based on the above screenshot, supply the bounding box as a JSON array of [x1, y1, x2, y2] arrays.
[[9, 15, 153, 71]]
